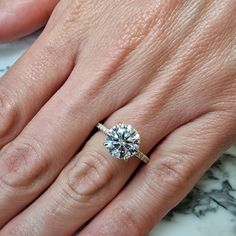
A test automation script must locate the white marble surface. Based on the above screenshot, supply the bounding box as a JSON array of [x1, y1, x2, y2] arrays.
[[0, 34, 236, 236]]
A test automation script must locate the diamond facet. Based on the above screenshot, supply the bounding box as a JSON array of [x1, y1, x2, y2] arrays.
[[104, 123, 140, 160]]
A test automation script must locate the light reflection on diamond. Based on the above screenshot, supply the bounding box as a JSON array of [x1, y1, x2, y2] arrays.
[[104, 123, 140, 160]]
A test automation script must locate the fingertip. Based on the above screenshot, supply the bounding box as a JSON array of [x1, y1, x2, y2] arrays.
[[0, 11, 31, 43], [0, 0, 59, 43]]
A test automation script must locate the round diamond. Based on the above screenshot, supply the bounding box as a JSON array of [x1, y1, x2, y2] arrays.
[[104, 123, 140, 160]]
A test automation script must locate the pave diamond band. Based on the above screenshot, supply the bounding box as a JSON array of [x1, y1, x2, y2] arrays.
[[97, 123, 150, 164]]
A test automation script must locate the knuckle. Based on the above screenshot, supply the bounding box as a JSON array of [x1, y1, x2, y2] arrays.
[[65, 96, 89, 121], [146, 154, 192, 194], [66, 0, 83, 21], [65, 149, 113, 200], [118, 4, 159, 50], [61, 0, 90, 34], [0, 136, 50, 189], [0, 85, 20, 140]]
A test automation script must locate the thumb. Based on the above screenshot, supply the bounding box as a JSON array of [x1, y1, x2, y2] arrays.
[[0, 0, 59, 43]]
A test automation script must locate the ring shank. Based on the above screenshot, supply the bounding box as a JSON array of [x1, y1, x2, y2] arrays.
[[97, 123, 150, 164], [135, 151, 150, 164], [97, 123, 110, 134]]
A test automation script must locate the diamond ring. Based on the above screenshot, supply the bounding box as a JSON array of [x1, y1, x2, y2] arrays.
[[97, 123, 150, 164]]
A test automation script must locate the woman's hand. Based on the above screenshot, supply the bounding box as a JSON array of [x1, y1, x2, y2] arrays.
[[0, 0, 236, 235]]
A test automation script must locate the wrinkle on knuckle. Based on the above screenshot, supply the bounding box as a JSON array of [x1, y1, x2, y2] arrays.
[[62, 96, 90, 124], [117, 3, 161, 51], [0, 136, 50, 189], [66, 149, 113, 200], [146, 155, 193, 195], [0, 86, 20, 139], [62, 0, 82, 27], [61, 0, 93, 35]]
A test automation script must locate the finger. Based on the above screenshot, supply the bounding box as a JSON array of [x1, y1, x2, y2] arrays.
[[0, 0, 59, 42], [0, 5, 78, 148], [79, 111, 235, 236], [0, 94, 200, 236]]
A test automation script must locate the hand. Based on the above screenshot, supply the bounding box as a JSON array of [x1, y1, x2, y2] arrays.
[[0, 0, 236, 235]]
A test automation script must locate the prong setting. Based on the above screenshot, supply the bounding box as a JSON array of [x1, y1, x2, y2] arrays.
[[104, 123, 140, 160], [97, 122, 149, 163]]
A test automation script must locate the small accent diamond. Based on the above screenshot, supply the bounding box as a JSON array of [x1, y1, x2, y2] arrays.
[[104, 123, 140, 160]]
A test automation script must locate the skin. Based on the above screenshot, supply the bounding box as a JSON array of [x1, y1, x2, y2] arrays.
[[0, 0, 59, 42], [0, 0, 236, 235]]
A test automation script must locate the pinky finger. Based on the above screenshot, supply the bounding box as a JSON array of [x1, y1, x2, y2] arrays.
[[79, 111, 235, 236]]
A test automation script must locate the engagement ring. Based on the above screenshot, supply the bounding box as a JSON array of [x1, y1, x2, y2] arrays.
[[97, 123, 149, 163]]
